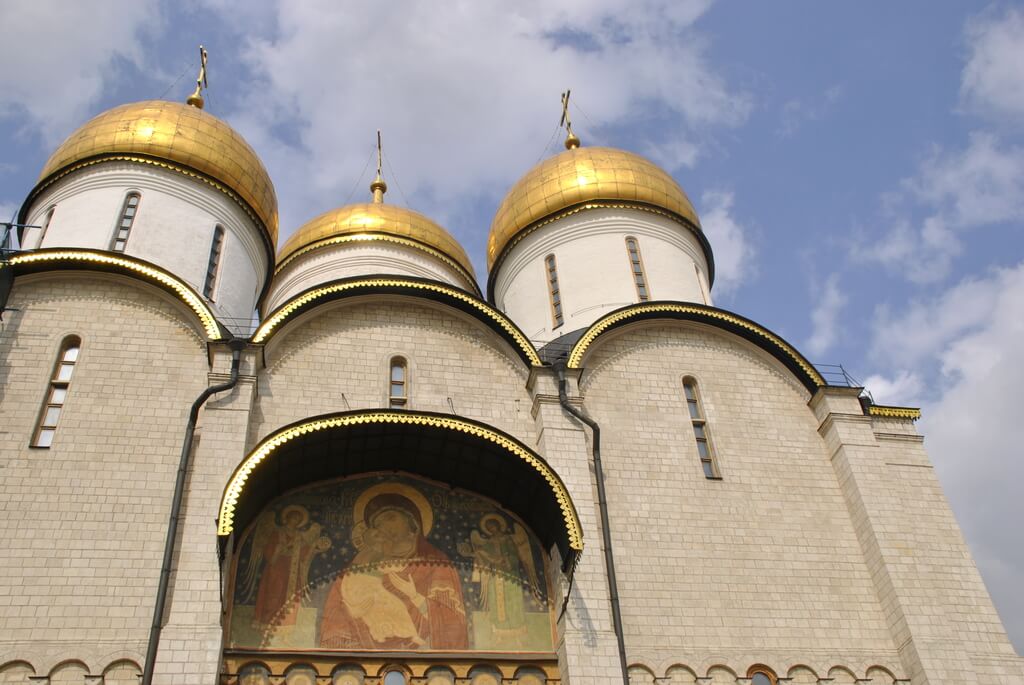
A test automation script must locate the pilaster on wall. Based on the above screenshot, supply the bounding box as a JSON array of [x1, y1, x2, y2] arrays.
[[812, 388, 1024, 685], [150, 344, 259, 685], [529, 367, 627, 685]]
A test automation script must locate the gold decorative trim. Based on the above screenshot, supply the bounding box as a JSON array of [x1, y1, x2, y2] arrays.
[[491, 200, 702, 275], [8, 250, 223, 340], [274, 232, 478, 291], [216, 412, 584, 555], [29, 155, 275, 249], [566, 302, 825, 387], [252, 278, 541, 365], [868, 405, 922, 421]]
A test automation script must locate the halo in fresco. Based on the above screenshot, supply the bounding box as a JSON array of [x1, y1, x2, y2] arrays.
[[228, 473, 554, 653]]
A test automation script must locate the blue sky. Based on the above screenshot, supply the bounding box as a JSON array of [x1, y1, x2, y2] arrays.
[[2, 0, 1022, 653]]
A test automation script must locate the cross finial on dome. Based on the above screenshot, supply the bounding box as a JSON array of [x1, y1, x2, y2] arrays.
[[370, 129, 388, 203], [560, 90, 581, 149], [186, 45, 209, 109]]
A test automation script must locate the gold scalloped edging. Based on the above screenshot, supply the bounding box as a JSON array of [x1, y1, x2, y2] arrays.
[[216, 412, 584, 554], [275, 232, 478, 290], [567, 303, 825, 386], [252, 278, 541, 365], [28, 155, 276, 248], [491, 200, 704, 275], [868, 405, 922, 421], [8, 250, 223, 340]]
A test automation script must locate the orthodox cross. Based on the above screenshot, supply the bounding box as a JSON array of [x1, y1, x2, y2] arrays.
[[371, 129, 388, 202], [560, 90, 580, 149], [560, 90, 573, 135], [187, 45, 209, 108]]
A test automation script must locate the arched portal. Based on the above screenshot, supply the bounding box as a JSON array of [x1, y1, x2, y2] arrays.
[[217, 411, 580, 683]]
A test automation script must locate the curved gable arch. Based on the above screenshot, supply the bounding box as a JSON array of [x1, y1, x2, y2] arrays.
[[567, 301, 824, 391], [252, 276, 540, 366], [218, 410, 583, 568], [6, 248, 226, 340]]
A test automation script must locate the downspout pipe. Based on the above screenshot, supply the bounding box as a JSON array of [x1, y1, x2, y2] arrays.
[[142, 342, 243, 685], [555, 362, 630, 685]]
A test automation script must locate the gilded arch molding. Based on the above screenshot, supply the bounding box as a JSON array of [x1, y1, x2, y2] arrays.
[[251, 276, 542, 366], [217, 410, 583, 560], [4, 249, 225, 340], [567, 301, 825, 391]]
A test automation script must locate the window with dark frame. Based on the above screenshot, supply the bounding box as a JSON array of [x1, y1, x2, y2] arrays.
[[545, 253, 564, 328], [38, 206, 56, 248], [32, 337, 81, 448], [625, 236, 650, 301], [684, 377, 720, 479], [112, 192, 140, 252], [204, 224, 225, 299], [389, 357, 408, 408]]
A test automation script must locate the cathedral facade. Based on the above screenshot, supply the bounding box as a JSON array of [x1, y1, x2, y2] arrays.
[[0, 90, 1021, 685]]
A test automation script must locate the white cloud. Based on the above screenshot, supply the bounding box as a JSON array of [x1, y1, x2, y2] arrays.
[[805, 273, 847, 358], [854, 132, 1024, 283], [201, 0, 750, 245], [860, 370, 923, 407], [778, 84, 843, 137], [698, 190, 754, 298], [961, 7, 1024, 121], [870, 267, 1004, 368], [865, 262, 1024, 652], [0, 1, 160, 143]]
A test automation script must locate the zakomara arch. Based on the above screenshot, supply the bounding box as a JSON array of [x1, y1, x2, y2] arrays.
[[217, 410, 584, 569]]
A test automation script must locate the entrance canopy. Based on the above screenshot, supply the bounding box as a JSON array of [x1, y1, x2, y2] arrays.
[[219, 410, 583, 569]]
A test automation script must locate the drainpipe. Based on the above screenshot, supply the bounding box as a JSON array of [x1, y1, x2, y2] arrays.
[[555, 363, 630, 685], [142, 342, 243, 685]]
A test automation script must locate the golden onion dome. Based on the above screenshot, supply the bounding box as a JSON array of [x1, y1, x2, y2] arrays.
[[488, 145, 701, 269], [36, 100, 278, 245], [277, 201, 476, 281]]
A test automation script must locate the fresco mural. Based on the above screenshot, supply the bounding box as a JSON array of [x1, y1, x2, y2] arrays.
[[228, 473, 554, 653]]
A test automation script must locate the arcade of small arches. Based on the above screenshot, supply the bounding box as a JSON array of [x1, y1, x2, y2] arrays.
[[0, 658, 142, 684], [626, 662, 902, 684]]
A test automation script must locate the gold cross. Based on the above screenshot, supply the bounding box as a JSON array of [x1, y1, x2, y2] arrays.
[[560, 90, 573, 134], [196, 45, 209, 91], [376, 129, 383, 178]]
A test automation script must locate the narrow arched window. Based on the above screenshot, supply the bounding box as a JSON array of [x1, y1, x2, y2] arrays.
[[37, 206, 56, 248], [203, 224, 225, 299], [32, 336, 81, 448], [684, 377, 720, 479], [545, 253, 564, 329], [748, 667, 777, 685], [383, 671, 407, 685], [389, 357, 408, 408], [111, 192, 140, 252], [625, 236, 649, 301]]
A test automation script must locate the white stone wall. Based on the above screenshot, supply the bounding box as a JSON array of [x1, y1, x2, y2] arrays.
[[815, 390, 1024, 684], [253, 297, 535, 448], [0, 273, 211, 680], [2, 271, 1021, 683], [265, 240, 478, 313], [21, 162, 271, 327], [574, 321, 906, 679], [492, 209, 712, 343]]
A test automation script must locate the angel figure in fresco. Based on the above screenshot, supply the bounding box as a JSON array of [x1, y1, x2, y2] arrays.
[[459, 513, 542, 646], [319, 484, 469, 649], [239, 505, 331, 633]]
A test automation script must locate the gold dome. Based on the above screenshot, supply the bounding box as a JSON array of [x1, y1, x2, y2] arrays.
[[488, 146, 701, 269], [37, 100, 278, 245], [277, 202, 476, 280]]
